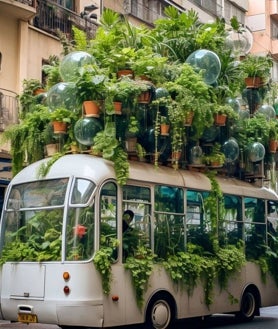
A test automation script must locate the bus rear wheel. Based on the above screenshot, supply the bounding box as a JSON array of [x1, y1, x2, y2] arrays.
[[146, 295, 175, 329], [236, 290, 257, 322]]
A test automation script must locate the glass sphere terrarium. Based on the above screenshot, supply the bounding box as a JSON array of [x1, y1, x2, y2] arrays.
[[74, 117, 103, 146], [186, 49, 221, 85]]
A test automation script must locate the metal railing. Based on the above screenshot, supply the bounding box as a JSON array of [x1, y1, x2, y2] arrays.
[[15, 0, 35, 8], [32, 0, 98, 39], [0, 89, 19, 131]]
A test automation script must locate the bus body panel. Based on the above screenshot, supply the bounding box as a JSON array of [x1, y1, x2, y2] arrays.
[[0, 155, 278, 327], [1, 262, 105, 327]]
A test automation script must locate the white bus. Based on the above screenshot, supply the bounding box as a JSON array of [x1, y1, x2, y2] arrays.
[[0, 154, 277, 329]]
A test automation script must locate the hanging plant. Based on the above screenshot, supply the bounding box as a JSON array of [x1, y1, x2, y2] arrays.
[[125, 245, 155, 308], [216, 244, 246, 290], [93, 237, 119, 295]]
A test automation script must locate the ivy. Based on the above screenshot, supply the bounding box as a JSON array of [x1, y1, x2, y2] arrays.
[[93, 237, 119, 295], [164, 252, 204, 295], [124, 246, 155, 308], [216, 244, 246, 290]]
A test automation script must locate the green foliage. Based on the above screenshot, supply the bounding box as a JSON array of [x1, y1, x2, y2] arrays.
[[93, 237, 119, 295], [93, 122, 129, 185], [125, 246, 155, 308], [18, 79, 44, 118], [164, 251, 204, 294], [36, 152, 63, 178], [0, 210, 62, 264], [1, 105, 50, 175], [216, 244, 246, 290], [240, 54, 273, 79]]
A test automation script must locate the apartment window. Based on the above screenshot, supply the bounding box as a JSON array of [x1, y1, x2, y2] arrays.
[[224, 1, 245, 25], [190, 0, 219, 16], [271, 18, 278, 39], [56, 0, 75, 11], [130, 0, 166, 24]]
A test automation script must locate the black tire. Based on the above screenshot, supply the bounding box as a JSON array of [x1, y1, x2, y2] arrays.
[[145, 295, 175, 329], [236, 290, 257, 322]]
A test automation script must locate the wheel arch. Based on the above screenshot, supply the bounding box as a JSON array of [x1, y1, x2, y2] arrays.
[[240, 284, 261, 316], [145, 289, 177, 322]]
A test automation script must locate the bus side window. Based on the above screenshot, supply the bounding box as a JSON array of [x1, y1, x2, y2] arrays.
[[223, 194, 243, 245], [100, 182, 118, 260], [154, 185, 185, 259], [186, 190, 210, 250], [244, 197, 266, 259], [267, 201, 278, 248], [122, 185, 151, 260]]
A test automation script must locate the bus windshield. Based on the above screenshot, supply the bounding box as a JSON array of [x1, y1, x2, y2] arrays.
[[0, 178, 96, 262]]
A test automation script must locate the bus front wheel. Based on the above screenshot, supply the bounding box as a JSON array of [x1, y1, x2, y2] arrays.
[[236, 289, 258, 322], [145, 294, 175, 329]]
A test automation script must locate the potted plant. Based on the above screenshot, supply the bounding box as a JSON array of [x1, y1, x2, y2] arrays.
[[212, 103, 239, 126], [75, 65, 108, 117], [202, 143, 226, 167], [131, 47, 168, 83], [42, 123, 59, 156], [49, 107, 75, 134], [160, 116, 170, 136], [104, 47, 136, 78], [18, 78, 45, 119], [240, 54, 273, 88]]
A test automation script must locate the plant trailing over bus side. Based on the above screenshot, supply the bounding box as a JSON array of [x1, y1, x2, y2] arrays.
[[124, 245, 155, 308], [93, 236, 119, 295]]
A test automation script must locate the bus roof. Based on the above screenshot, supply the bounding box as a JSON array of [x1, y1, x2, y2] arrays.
[[10, 154, 278, 201]]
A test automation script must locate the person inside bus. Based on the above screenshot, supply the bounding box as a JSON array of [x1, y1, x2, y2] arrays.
[[122, 209, 134, 233], [122, 209, 138, 260]]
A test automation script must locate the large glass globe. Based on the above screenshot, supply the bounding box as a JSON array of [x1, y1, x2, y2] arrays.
[[225, 28, 253, 56], [226, 98, 241, 113], [256, 104, 276, 120], [222, 138, 239, 163], [247, 142, 265, 162], [186, 49, 221, 85], [74, 117, 103, 146], [190, 145, 203, 165], [60, 51, 95, 82], [47, 82, 78, 111]]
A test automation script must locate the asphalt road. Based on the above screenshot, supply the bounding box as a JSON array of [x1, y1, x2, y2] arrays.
[[0, 306, 277, 329]]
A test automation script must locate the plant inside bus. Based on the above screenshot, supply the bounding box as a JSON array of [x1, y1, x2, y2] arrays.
[[0, 209, 62, 263]]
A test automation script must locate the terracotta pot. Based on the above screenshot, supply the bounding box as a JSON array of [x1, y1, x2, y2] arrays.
[[52, 121, 67, 134], [171, 151, 181, 161], [83, 100, 100, 118], [244, 77, 262, 88], [269, 140, 277, 153], [160, 124, 170, 136], [184, 112, 194, 126], [113, 101, 122, 115], [33, 88, 45, 95], [116, 69, 134, 79], [138, 90, 151, 104], [126, 137, 137, 152], [214, 114, 227, 126]]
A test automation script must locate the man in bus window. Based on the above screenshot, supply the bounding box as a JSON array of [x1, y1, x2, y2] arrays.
[[123, 209, 134, 233], [122, 210, 138, 260]]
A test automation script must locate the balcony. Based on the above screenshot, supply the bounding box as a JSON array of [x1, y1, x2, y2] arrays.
[[0, 0, 36, 21], [32, 0, 98, 39], [0, 89, 19, 131]]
